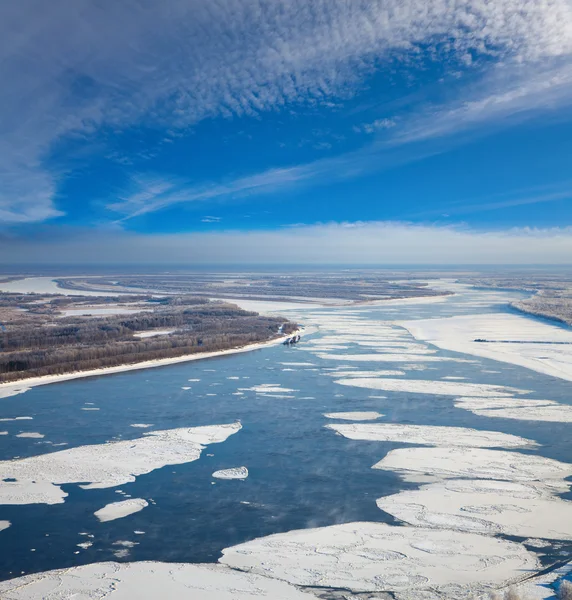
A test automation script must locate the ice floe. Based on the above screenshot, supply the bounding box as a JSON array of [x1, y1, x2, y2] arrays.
[[0, 417, 33, 422], [455, 397, 572, 422], [130, 423, 154, 428], [376, 479, 572, 540], [15, 432, 44, 439], [0, 561, 317, 599], [400, 312, 572, 382], [374, 447, 572, 489], [0, 521, 10, 532], [324, 412, 384, 421], [220, 522, 538, 596], [94, 498, 149, 522], [324, 369, 406, 377], [335, 377, 527, 396], [212, 467, 248, 480], [327, 423, 535, 448], [316, 353, 453, 362], [0, 422, 241, 505]]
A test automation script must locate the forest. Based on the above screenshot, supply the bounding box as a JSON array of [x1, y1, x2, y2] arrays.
[[0, 295, 296, 382]]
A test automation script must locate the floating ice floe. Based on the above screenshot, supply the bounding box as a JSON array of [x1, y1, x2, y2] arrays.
[[327, 423, 535, 448], [324, 412, 384, 421], [455, 397, 572, 422], [0, 417, 33, 422], [316, 353, 453, 362], [94, 498, 149, 522], [335, 377, 527, 397], [130, 423, 153, 428], [239, 384, 297, 398], [0, 521, 10, 532], [324, 369, 405, 378], [212, 467, 248, 480], [0, 561, 316, 599], [219, 522, 538, 597], [0, 422, 241, 505], [374, 447, 572, 490], [279, 362, 316, 366], [400, 312, 572, 382], [15, 432, 44, 439], [376, 479, 572, 540]]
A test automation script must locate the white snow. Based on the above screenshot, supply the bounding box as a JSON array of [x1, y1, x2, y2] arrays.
[[212, 467, 248, 480], [324, 412, 384, 421], [15, 432, 44, 439], [0, 561, 316, 600], [0, 422, 241, 505], [130, 423, 154, 428], [374, 447, 572, 490], [133, 329, 175, 338], [400, 312, 572, 382], [455, 396, 572, 422], [94, 498, 148, 522], [376, 479, 572, 540], [326, 423, 535, 448], [0, 417, 33, 422], [0, 521, 10, 532], [335, 377, 527, 397], [220, 522, 538, 596]]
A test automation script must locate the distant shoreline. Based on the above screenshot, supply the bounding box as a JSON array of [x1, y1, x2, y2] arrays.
[[0, 329, 304, 397]]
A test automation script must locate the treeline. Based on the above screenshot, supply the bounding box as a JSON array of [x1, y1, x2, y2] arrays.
[[0, 303, 297, 382], [513, 293, 572, 327]]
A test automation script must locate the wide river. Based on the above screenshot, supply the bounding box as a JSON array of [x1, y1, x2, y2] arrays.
[[0, 283, 571, 596]]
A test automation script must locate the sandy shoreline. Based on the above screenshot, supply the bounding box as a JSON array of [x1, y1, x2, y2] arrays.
[[0, 329, 303, 396]]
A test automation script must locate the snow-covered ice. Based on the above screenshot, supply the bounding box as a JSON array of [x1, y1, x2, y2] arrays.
[[335, 377, 527, 396], [324, 412, 384, 421], [94, 498, 148, 522], [212, 467, 248, 480], [220, 522, 538, 596], [0, 422, 241, 505], [326, 423, 535, 448], [0, 561, 317, 599]]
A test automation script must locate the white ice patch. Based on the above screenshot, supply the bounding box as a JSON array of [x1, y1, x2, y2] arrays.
[[324, 412, 384, 421], [0, 521, 10, 532], [324, 370, 405, 378], [130, 424, 153, 428], [15, 432, 44, 439], [316, 353, 452, 363], [374, 447, 572, 490], [240, 384, 298, 396], [335, 377, 527, 397], [94, 498, 148, 522], [0, 422, 241, 505], [219, 522, 538, 596], [0, 417, 33, 422], [376, 479, 572, 540], [0, 561, 316, 599], [400, 312, 572, 382], [455, 397, 572, 423], [327, 423, 534, 449], [212, 467, 248, 480]]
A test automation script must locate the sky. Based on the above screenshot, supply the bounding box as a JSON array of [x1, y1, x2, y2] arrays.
[[2, 0, 572, 265]]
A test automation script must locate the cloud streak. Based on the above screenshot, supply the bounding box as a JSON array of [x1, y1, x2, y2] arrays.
[[2, 0, 572, 223]]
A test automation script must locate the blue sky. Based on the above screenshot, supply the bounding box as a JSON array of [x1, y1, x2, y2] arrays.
[[2, 0, 572, 264]]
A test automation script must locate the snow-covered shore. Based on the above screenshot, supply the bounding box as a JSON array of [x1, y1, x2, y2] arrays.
[[0, 329, 302, 397]]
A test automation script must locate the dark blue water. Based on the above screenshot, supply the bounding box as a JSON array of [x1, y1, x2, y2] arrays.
[[1, 287, 571, 580]]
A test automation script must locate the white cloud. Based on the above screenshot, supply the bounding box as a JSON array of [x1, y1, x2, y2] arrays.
[[5, 221, 572, 264], [1, 0, 572, 222]]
